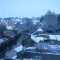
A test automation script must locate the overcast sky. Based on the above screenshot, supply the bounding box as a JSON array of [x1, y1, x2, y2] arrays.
[[0, 0, 60, 18]]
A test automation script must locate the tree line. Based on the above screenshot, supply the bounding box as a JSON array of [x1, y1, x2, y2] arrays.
[[40, 10, 60, 33]]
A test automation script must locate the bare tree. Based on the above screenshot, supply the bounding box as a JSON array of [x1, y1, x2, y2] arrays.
[[41, 10, 58, 32], [0, 22, 6, 37], [57, 14, 60, 31]]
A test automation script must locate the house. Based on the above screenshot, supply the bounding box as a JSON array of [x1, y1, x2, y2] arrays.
[[49, 35, 60, 45], [4, 26, 17, 38], [3, 58, 14, 60], [8, 20, 14, 26], [56, 35, 60, 41], [41, 44, 60, 60], [7, 20, 14, 26], [13, 19, 23, 25], [35, 34, 49, 43], [0, 18, 5, 23], [6, 45, 23, 59], [31, 34, 44, 43], [17, 47, 36, 59], [6, 26, 13, 30], [49, 35, 57, 45], [33, 28, 44, 35], [32, 19, 40, 25], [56, 35, 60, 44]]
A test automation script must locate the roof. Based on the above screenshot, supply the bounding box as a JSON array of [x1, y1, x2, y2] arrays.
[[31, 35, 44, 43], [49, 35, 57, 40], [32, 28, 43, 35], [6, 45, 23, 58], [56, 35, 60, 41], [14, 45, 23, 52], [24, 47, 36, 50], [6, 50, 16, 58], [49, 35, 60, 41], [33, 20, 39, 25], [0, 39, 4, 44], [12, 55, 16, 59], [6, 26, 13, 30], [15, 19, 20, 21], [37, 28, 43, 31]]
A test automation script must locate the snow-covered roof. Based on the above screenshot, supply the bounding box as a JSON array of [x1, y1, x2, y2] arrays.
[[56, 35, 60, 41], [33, 28, 43, 35], [13, 19, 23, 24], [33, 20, 39, 25], [49, 35, 60, 41], [37, 28, 43, 32], [0, 39, 4, 44], [6, 26, 13, 30], [12, 55, 17, 59], [24, 47, 36, 50], [31, 35, 44, 43], [15, 19, 20, 22], [49, 35, 57, 40], [14, 45, 23, 52]]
